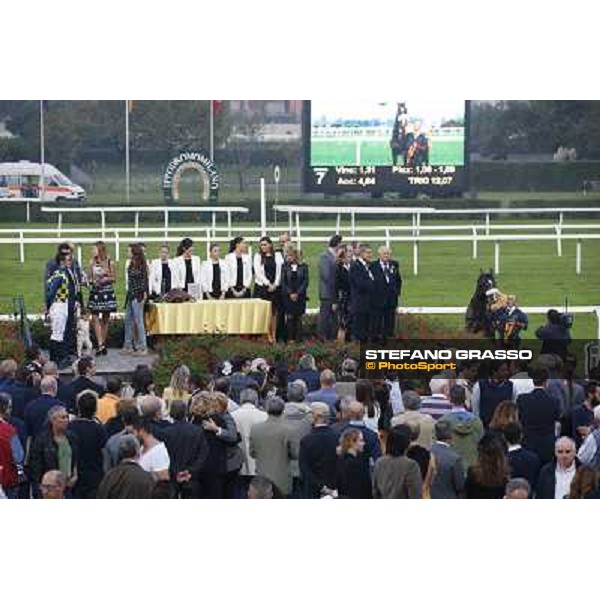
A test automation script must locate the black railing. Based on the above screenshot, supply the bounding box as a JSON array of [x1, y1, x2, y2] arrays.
[[10, 296, 32, 349]]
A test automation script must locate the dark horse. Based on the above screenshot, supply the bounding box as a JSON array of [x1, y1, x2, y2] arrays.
[[465, 270, 497, 337]]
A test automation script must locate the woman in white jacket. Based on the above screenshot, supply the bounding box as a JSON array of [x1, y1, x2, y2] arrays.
[[201, 243, 230, 299], [171, 237, 202, 295], [224, 236, 253, 299], [253, 236, 284, 343], [149, 244, 174, 298]]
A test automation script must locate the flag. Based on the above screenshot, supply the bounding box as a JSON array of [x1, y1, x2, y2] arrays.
[[212, 100, 224, 115], [127, 100, 135, 113]]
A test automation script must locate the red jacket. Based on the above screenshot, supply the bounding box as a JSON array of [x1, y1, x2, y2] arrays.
[[0, 420, 18, 488]]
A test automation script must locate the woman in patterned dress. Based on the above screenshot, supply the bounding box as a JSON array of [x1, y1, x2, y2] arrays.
[[87, 241, 117, 355]]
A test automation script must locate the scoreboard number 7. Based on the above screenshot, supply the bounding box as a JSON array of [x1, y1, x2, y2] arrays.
[[313, 168, 328, 185]]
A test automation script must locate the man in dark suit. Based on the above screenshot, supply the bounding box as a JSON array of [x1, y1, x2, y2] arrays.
[[275, 232, 291, 342], [161, 400, 208, 499], [64, 356, 105, 415], [504, 421, 541, 488], [318, 235, 342, 340], [349, 244, 375, 343], [370, 246, 402, 342], [299, 402, 338, 498], [517, 367, 561, 465]]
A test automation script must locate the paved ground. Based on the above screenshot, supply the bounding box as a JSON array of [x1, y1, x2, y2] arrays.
[[59, 348, 158, 378]]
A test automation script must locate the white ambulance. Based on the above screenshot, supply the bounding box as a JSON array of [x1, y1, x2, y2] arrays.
[[0, 161, 86, 202]]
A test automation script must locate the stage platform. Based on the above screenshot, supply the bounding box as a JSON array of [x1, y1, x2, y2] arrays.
[[58, 348, 158, 382]]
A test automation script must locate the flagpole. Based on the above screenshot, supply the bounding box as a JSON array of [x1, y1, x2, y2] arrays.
[[209, 100, 214, 161], [125, 100, 130, 205], [40, 100, 45, 202]]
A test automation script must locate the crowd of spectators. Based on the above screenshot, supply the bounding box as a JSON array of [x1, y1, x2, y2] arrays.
[[1, 342, 599, 500]]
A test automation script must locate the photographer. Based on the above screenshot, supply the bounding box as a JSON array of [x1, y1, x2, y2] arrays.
[[535, 309, 572, 359]]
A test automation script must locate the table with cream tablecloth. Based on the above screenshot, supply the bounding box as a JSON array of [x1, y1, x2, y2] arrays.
[[145, 299, 271, 335]]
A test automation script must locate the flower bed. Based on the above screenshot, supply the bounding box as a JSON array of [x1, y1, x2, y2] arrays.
[[152, 313, 479, 390], [0, 322, 25, 363]]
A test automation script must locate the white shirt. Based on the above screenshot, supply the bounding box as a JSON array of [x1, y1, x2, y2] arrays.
[[138, 442, 170, 474], [577, 430, 599, 465], [231, 404, 267, 476], [388, 379, 404, 415], [253, 252, 284, 287], [224, 252, 253, 290], [363, 402, 381, 433], [555, 463, 576, 499], [200, 258, 230, 295], [149, 258, 175, 296], [511, 373, 535, 400], [171, 255, 202, 290]]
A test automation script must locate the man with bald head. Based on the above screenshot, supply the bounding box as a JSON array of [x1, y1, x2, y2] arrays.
[[535, 436, 579, 499], [370, 245, 402, 341], [307, 369, 338, 421], [24, 375, 63, 439], [40, 470, 67, 499], [299, 402, 339, 498]]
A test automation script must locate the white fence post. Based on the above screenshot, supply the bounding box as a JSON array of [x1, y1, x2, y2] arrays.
[[413, 240, 419, 276], [494, 242, 500, 274], [336, 213, 341, 234], [77, 245, 82, 268], [385, 228, 390, 248], [576, 241, 582, 275], [134, 212, 139, 237], [19, 231, 24, 263], [296, 213, 302, 251], [115, 231, 120, 262], [555, 224, 562, 257], [472, 226, 478, 259], [260, 178, 266, 237]]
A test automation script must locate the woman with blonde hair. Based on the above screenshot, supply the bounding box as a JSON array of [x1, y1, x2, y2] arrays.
[[335, 428, 372, 498], [162, 364, 191, 408], [190, 392, 241, 498], [281, 245, 309, 342], [87, 241, 117, 355]]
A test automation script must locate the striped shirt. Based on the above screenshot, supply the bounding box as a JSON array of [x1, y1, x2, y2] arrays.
[[420, 394, 453, 421]]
